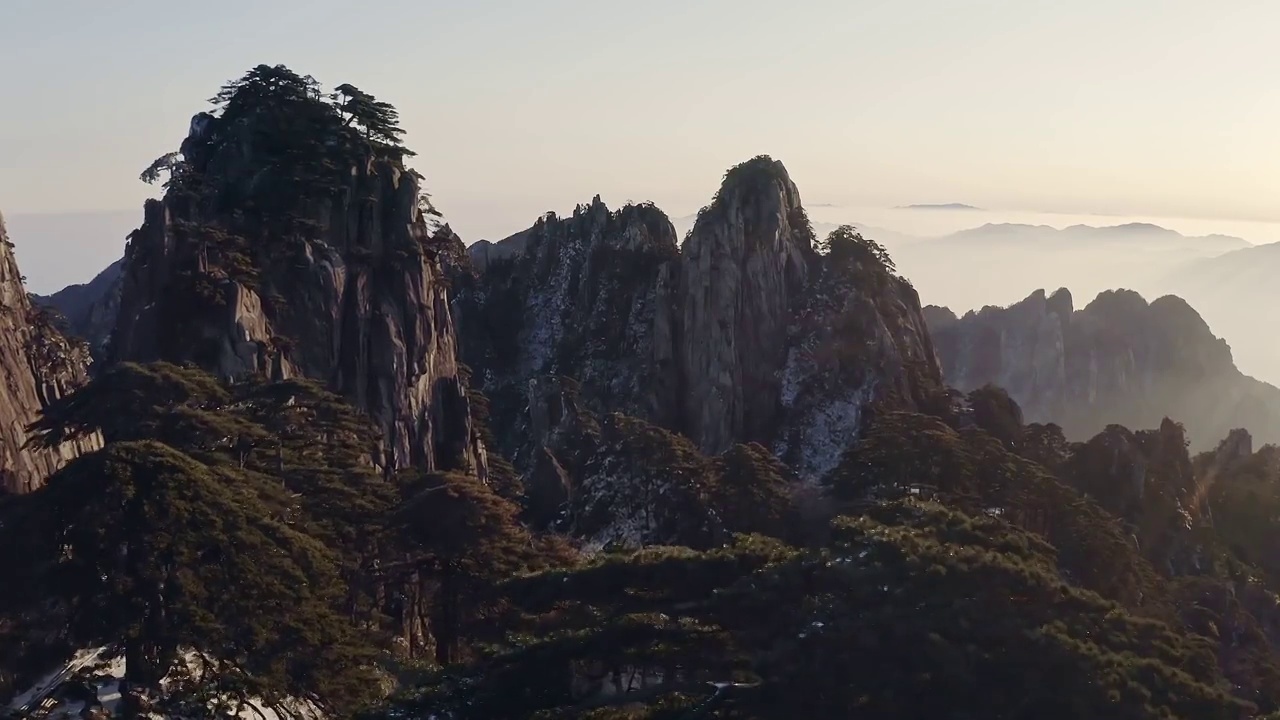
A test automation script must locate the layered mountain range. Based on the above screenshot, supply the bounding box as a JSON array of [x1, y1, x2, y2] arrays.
[[22, 153, 1280, 483], [5, 128, 946, 544], [925, 288, 1280, 451], [7, 65, 1280, 718]]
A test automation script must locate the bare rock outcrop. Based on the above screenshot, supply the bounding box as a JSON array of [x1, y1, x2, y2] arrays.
[[774, 243, 945, 477], [0, 212, 101, 493], [927, 288, 1280, 451], [456, 156, 945, 482], [453, 198, 679, 468], [110, 114, 485, 477], [667, 158, 812, 452]]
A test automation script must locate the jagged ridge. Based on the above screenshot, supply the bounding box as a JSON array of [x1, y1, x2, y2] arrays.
[[926, 287, 1280, 450], [454, 155, 946, 491]]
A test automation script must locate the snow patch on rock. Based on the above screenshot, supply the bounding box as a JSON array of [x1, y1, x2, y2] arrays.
[[5, 647, 324, 720]]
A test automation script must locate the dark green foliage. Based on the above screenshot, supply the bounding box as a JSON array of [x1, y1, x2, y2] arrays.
[[824, 410, 976, 501], [31, 440, 373, 702], [710, 443, 795, 539], [185, 65, 358, 212], [139, 152, 181, 185], [824, 409, 1159, 607], [816, 224, 896, 273], [574, 414, 724, 550], [781, 505, 1244, 720], [7, 362, 402, 714], [823, 400, 1280, 709], [967, 383, 1025, 447], [1062, 423, 1148, 520], [1019, 421, 1074, 471], [334, 83, 413, 157], [139, 64, 421, 267], [390, 470, 574, 666], [395, 472, 548, 579], [125, 65, 440, 380], [30, 362, 398, 607], [373, 537, 785, 719], [372, 502, 1247, 719], [27, 361, 230, 448], [3, 439, 384, 716], [1203, 444, 1280, 576]]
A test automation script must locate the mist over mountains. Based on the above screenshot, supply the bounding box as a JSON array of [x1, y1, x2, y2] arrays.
[[38, 201, 1280, 387], [886, 222, 1280, 386], [5, 58, 1280, 716]]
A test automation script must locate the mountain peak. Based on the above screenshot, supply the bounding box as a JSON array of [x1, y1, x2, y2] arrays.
[[927, 286, 1259, 451], [110, 65, 486, 478]]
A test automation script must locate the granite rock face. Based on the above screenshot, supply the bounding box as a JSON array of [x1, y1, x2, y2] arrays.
[[774, 245, 944, 478], [452, 197, 680, 470], [668, 160, 812, 453], [455, 156, 945, 482], [0, 212, 101, 493], [109, 115, 485, 477], [927, 288, 1280, 451]]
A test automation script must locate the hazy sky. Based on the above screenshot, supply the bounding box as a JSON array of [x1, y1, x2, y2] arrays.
[[4, 0, 1280, 290]]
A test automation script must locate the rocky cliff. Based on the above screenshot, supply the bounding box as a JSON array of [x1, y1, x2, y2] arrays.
[[666, 159, 813, 453], [927, 288, 1280, 451], [454, 156, 944, 484], [0, 212, 100, 493], [451, 198, 679, 471], [109, 99, 485, 477], [33, 258, 123, 362]]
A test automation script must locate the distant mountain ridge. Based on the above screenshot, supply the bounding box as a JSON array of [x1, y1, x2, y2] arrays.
[[943, 222, 1250, 247], [1156, 239, 1280, 385], [896, 202, 982, 210], [925, 287, 1280, 451], [886, 220, 1254, 346]]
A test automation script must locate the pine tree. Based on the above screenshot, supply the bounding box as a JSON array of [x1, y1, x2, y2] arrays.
[[710, 442, 795, 539], [371, 502, 1248, 719], [389, 470, 572, 666], [5, 441, 383, 717], [333, 83, 414, 157], [13, 362, 403, 714]]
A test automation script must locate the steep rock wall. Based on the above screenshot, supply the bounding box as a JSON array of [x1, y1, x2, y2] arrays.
[[110, 117, 484, 477], [456, 156, 945, 480], [0, 212, 101, 493], [452, 198, 679, 469], [668, 160, 811, 451]]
